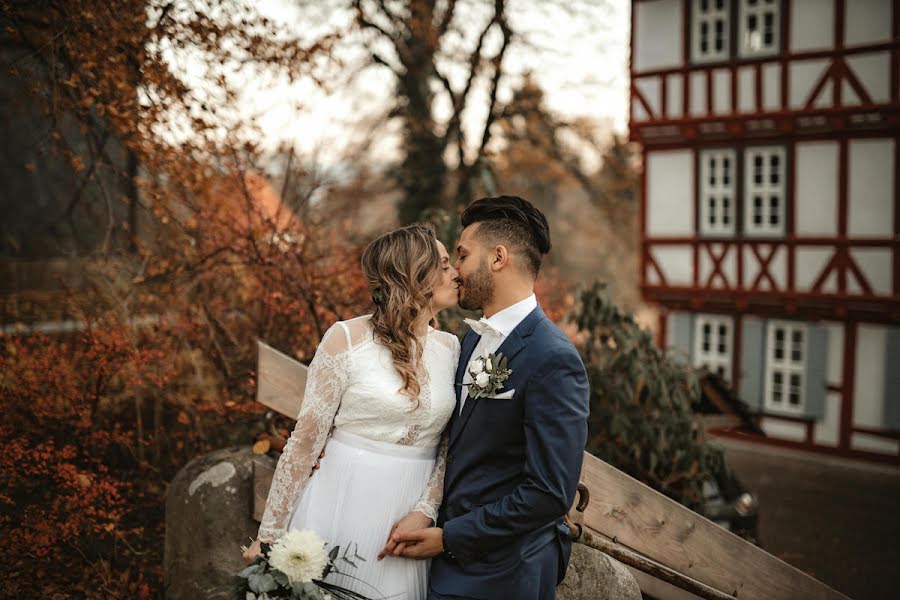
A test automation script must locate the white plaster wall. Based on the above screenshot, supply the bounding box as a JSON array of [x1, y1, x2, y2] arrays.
[[737, 66, 755, 113], [633, 97, 649, 121], [651, 246, 693, 286], [817, 323, 844, 447], [795, 141, 839, 236], [844, 0, 892, 47], [851, 433, 899, 455], [790, 0, 835, 52], [699, 244, 737, 288], [790, 59, 830, 108], [761, 418, 807, 442], [845, 53, 891, 105], [794, 247, 833, 291], [848, 139, 895, 237], [825, 322, 845, 387], [769, 245, 787, 290], [814, 391, 842, 447], [713, 69, 730, 114], [848, 248, 893, 296], [853, 324, 887, 429], [762, 63, 781, 111], [634, 0, 684, 72], [690, 71, 706, 116], [743, 246, 760, 288], [666, 73, 684, 118], [636, 77, 663, 118], [813, 79, 834, 109], [646, 150, 695, 236]]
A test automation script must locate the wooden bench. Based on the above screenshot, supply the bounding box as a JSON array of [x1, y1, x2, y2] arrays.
[[252, 340, 851, 600]]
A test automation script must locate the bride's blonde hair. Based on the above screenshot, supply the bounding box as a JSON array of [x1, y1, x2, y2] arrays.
[[361, 223, 441, 401]]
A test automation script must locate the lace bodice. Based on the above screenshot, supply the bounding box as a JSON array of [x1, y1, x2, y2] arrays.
[[257, 315, 460, 542]]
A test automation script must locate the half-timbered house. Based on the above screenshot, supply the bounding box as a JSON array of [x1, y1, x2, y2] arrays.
[[631, 0, 899, 463]]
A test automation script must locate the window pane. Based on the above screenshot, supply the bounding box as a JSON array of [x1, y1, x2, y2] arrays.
[[754, 155, 763, 184], [709, 197, 717, 225], [769, 196, 780, 225], [774, 328, 784, 360], [701, 0, 709, 13], [792, 329, 803, 362], [764, 13, 774, 46], [715, 20, 725, 52], [722, 197, 730, 224], [723, 157, 731, 185], [770, 154, 780, 184], [709, 157, 717, 185], [789, 373, 801, 405], [748, 14, 758, 32]]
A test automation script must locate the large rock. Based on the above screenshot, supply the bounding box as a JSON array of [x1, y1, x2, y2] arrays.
[[558, 542, 642, 600], [165, 446, 260, 600], [165, 447, 641, 600]]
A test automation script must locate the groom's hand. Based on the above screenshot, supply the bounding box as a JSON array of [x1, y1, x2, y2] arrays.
[[393, 527, 444, 559], [377, 511, 432, 560]]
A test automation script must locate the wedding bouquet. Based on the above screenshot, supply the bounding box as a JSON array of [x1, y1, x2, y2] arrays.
[[236, 530, 378, 600]]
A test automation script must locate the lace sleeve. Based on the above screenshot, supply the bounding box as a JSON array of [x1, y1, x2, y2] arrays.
[[411, 333, 459, 522], [257, 322, 352, 542], [412, 430, 448, 522]]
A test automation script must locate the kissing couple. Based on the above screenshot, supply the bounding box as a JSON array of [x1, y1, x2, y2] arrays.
[[243, 195, 590, 600]]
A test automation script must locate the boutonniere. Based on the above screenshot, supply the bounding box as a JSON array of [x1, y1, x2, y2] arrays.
[[466, 351, 513, 399]]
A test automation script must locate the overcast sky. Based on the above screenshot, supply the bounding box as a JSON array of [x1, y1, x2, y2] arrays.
[[162, 0, 631, 166]]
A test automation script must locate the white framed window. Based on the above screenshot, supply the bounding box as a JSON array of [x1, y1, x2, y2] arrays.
[[692, 0, 730, 64], [738, 0, 780, 58], [693, 314, 733, 381], [763, 321, 806, 415], [699, 149, 737, 236], [744, 146, 786, 237]]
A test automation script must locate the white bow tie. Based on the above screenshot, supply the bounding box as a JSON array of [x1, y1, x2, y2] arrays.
[[464, 317, 502, 338]]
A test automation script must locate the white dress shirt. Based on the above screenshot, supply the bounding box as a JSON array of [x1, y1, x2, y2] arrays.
[[459, 293, 538, 413]]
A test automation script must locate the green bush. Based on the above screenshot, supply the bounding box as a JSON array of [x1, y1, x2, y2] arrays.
[[571, 282, 724, 509]]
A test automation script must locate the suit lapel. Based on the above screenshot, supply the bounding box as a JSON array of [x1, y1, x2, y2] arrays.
[[449, 305, 546, 448], [448, 330, 480, 435]]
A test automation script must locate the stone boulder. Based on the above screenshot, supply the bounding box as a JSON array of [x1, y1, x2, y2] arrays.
[[165, 447, 641, 600], [557, 543, 642, 600], [165, 446, 260, 600]]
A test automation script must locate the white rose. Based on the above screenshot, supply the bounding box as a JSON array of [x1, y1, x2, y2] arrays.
[[468, 358, 485, 374], [484, 357, 492, 371], [475, 372, 490, 387]]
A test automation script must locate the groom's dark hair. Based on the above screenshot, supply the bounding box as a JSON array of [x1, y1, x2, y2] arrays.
[[461, 195, 551, 278]]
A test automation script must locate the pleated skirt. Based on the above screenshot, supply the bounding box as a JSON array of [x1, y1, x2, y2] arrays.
[[288, 429, 437, 600]]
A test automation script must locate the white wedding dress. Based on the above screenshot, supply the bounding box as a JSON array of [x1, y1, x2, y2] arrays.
[[257, 315, 460, 600]]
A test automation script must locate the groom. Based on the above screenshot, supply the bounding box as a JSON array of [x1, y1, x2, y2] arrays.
[[392, 195, 590, 599]]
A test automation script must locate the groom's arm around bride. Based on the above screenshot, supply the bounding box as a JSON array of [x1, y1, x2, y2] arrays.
[[391, 195, 590, 600]]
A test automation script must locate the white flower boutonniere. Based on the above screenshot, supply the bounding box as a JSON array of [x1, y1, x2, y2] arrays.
[[466, 351, 513, 399]]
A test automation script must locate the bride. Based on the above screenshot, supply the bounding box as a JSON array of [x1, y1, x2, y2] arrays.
[[242, 223, 460, 600]]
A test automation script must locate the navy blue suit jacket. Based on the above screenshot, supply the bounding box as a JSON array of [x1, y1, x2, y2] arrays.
[[430, 305, 590, 599]]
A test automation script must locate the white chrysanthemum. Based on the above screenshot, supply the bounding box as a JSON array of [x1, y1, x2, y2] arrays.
[[468, 358, 485, 374], [475, 372, 490, 386], [268, 530, 329, 583]]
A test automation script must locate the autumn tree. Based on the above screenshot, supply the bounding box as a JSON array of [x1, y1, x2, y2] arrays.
[[289, 0, 617, 222]]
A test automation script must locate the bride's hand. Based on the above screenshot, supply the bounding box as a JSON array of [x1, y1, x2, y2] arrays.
[[377, 511, 433, 560], [242, 539, 263, 564]]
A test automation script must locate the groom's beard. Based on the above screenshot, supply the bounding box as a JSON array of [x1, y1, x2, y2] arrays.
[[458, 257, 494, 311]]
